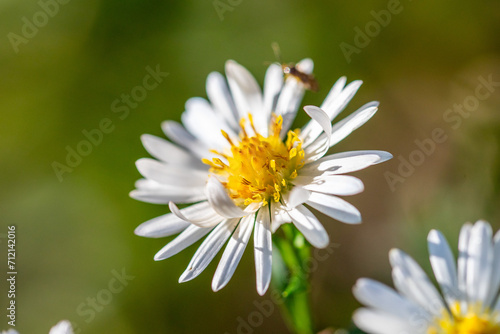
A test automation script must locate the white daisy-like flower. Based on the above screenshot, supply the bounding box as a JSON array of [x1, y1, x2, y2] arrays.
[[353, 220, 500, 334], [2, 320, 73, 334], [132, 59, 391, 295], [48, 321, 73, 334]]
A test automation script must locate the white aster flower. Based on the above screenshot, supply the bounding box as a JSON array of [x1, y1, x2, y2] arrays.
[[353, 220, 500, 334], [2, 320, 73, 334], [132, 59, 391, 295], [48, 321, 73, 334]]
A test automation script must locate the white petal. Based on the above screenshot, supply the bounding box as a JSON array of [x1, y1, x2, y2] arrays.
[[262, 63, 284, 136], [319, 76, 346, 113], [427, 229, 460, 306], [328, 103, 378, 147], [302, 106, 332, 160], [353, 308, 423, 334], [49, 320, 74, 334], [457, 223, 472, 306], [487, 230, 500, 307], [466, 220, 493, 303], [206, 177, 247, 218], [225, 60, 263, 131], [301, 150, 393, 175], [130, 181, 206, 204], [303, 133, 330, 162], [283, 186, 311, 209], [154, 225, 211, 261], [275, 79, 304, 137], [206, 71, 239, 130], [275, 58, 312, 135], [182, 97, 237, 150], [300, 175, 364, 196], [254, 207, 272, 295], [353, 278, 431, 323], [140, 134, 206, 170], [391, 266, 445, 320], [270, 201, 290, 233], [244, 202, 262, 213], [390, 265, 415, 304], [389, 249, 446, 316], [495, 297, 500, 312], [301, 79, 364, 146], [212, 215, 255, 291], [161, 121, 209, 158], [303, 106, 332, 139], [179, 219, 239, 282], [306, 192, 361, 224], [135, 212, 191, 238], [136, 158, 207, 187], [322, 80, 364, 121], [296, 58, 314, 73], [168, 201, 223, 228], [288, 205, 329, 248]]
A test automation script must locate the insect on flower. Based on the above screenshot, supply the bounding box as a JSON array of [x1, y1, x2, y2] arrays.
[[272, 42, 319, 92]]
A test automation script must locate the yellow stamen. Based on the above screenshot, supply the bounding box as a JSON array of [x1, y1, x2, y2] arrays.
[[203, 114, 305, 207], [247, 113, 258, 134], [221, 130, 234, 146], [201, 158, 215, 167], [212, 158, 227, 168], [428, 302, 500, 334], [270, 160, 276, 171], [239, 118, 248, 137]]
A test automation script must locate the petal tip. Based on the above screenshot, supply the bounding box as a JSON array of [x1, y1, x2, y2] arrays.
[[154, 251, 168, 261], [211, 280, 223, 292], [376, 151, 393, 163], [388, 248, 401, 263], [178, 272, 189, 283], [256, 285, 268, 296], [134, 224, 146, 236], [427, 229, 441, 242]]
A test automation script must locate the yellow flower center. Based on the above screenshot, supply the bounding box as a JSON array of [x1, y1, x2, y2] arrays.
[[428, 303, 500, 334], [203, 114, 305, 207]]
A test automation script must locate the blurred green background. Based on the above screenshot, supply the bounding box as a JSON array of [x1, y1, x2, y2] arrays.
[[1, 0, 500, 333]]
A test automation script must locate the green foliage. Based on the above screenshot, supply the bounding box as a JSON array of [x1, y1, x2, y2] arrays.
[[1, 0, 499, 332]]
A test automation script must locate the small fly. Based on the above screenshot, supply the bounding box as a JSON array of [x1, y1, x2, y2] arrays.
[[272, 42, 319, 92]]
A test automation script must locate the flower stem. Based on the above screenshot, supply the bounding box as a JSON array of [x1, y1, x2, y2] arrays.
[[273, 224, 314, 334]]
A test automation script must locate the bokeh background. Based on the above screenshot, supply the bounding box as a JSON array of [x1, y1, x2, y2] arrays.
[[1, 0, 500, 333]]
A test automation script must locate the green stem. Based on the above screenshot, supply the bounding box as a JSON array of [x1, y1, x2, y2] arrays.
[[273, 224, 314, 334]]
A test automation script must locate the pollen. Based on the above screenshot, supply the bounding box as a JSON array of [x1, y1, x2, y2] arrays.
[[428, 303, 500, 334], [204, 114, 305, 207]]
